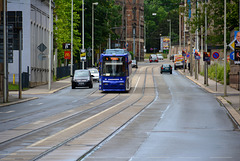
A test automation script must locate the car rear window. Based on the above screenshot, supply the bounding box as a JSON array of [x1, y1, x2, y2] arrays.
[[74, 70, 89, 77], [163, 64, 170, 67]]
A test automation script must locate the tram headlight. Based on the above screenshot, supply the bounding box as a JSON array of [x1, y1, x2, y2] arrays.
[[104, 83, 108, 85], [120, 83, 124, 85]]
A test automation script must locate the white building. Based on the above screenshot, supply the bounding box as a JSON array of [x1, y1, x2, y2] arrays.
[[7, 0, 53, 87]]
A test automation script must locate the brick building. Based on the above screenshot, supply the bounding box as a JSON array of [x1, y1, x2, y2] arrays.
[[115, 0, 144, 61]]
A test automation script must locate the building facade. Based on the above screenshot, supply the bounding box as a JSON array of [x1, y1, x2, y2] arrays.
[[115, 0, 144, 61], [7, 0, 53, 87]]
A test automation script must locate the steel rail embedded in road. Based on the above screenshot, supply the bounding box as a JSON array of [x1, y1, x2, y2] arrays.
[[0, 66, 157, 161]]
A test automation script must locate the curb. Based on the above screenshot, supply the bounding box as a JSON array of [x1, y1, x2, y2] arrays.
[[178, 70, 240, 127], [0, 97, 38, 107], [217, 96, 240, 127]]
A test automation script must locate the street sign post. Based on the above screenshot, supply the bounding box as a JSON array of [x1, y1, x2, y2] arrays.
[[212, 51, 220, 91]]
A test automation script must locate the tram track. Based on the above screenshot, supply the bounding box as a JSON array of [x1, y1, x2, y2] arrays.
[[0, 66, 156, 161], [0, 88, 101, 124]]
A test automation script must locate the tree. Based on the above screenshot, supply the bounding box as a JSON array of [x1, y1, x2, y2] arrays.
[[144, 0, 181, 52], [54, 0, 81, 65], [54, 0, 122, 65], [186, 0, 239, 47]]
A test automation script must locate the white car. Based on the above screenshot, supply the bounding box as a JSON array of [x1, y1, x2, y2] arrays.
[[157, 54, 164, 60], [88, 68, 99, 82]]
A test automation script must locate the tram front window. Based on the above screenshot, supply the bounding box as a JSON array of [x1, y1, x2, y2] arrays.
[[102, 57, 126, 77]]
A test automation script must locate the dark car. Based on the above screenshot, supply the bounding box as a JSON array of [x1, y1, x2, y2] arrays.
[[160, 64, 172, 74], [71, 69, 93, 89]]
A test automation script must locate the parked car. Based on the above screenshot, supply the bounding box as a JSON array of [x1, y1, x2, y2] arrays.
[[149, 54, 158, 63], [132, 60, 138, 68], [160, 64, 172, 74], [71, 69, 93, 89], [88, 68, 99, 82], [157, 54, 164, 60]]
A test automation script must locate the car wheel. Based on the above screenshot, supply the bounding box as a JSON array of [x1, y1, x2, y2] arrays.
[[170, 72, 172, 74], [72, 84, 75, 89], [161, 72, 162, 74], [89, 83, 93, 88]]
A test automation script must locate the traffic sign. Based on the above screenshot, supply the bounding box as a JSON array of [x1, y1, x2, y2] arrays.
[[37, 43, 47, 52], [230, 51, 234, 60], [62, 43, 71, 49], [228, 39, 236, 50], [212, 52, 220, 59], [186, 53, 190, 58]]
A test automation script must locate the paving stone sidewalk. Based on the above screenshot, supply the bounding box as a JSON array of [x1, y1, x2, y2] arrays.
[[0, 77, 71, 107]]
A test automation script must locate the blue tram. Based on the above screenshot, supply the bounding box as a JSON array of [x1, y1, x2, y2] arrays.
[[99, 49, 132, 92]]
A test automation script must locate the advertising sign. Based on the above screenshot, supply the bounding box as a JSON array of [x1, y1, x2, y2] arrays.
[[203, 52, 210, 61], [194, 51, 201, 60], [234, 40, 240, 64], [64, 51, 71, 59], [161, 36, 170, 50], [80, 52, 86, 62]]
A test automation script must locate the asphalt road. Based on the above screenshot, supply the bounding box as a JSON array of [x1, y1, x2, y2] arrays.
[[0, 61, 240, 161], [83, 64, 240, 161]]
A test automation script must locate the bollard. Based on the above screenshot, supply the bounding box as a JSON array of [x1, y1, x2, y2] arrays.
[[13, 74, 15, 85]]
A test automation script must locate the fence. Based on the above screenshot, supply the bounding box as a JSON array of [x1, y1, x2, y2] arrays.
[[56, 64, 78, 79]]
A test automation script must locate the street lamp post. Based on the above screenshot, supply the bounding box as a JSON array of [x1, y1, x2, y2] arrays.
[[82, 0, 85, 69], [92, 2, 98, 67], [48, 0, 52, 90], [224, 0, 227, 96], [167, 19, 171, 56], [71, 0, 73, 76]]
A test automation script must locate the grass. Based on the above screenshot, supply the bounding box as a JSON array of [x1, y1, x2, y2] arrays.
[[8, 83, 19, 91], [8, 83, 28, 91], [199, 62, 230, 85]]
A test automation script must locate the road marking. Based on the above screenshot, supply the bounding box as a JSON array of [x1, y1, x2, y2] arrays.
[[133, 76, 141, 93], [0, 110, 15, 114]]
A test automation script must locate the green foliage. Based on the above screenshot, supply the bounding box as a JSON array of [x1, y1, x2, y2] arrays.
[[129, 51, 134, 59], [144, 0, 181, 53], [54, 0, 81, 62], [8, 83, 28, 91], [208, 62, 230, 85], [8, 83, 19, 91], [186, 0, 239, 46], [54, 0, 122, 65]]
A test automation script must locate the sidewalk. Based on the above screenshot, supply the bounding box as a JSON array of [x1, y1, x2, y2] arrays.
[[0, 77, 71, 107], [178, 69, 240, 127]]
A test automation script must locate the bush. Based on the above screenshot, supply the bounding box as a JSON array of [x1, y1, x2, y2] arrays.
[[208, 62, 230, 85]]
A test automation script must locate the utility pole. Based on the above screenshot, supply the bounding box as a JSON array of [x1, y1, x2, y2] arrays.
[[224, 0, 227, 96], [48, 0, 52, 90], [167, 19, 171, 56], [205, 0, 208, 86], [82, 0, 85, 69], [92, 2, 98, 67], [133, 26, 136, 58], [195, 0, 198, 80], [71, 0, 73, 75], [3, 0, 7, 102]]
